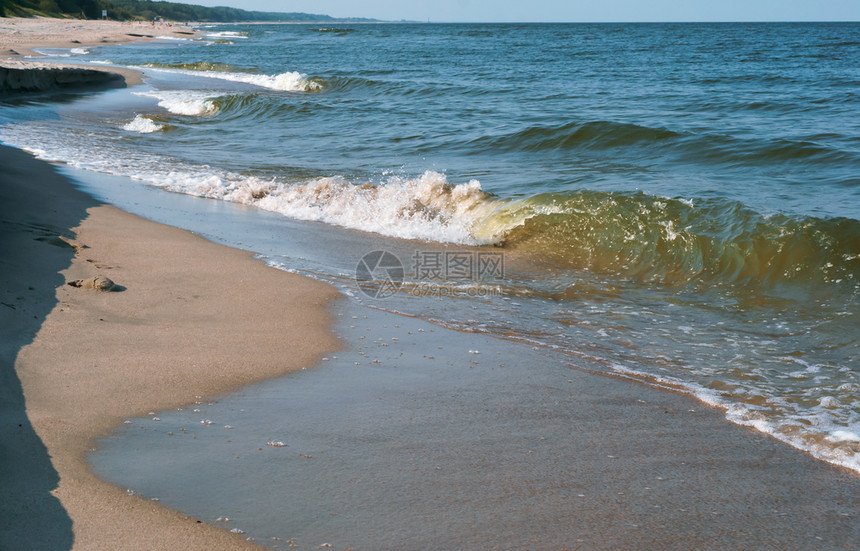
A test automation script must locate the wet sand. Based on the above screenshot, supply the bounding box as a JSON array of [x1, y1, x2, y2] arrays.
[[0, 144, 338, 550], [94, 303, 860, 550]]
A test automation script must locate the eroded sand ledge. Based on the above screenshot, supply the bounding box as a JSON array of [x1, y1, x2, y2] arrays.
[[0, 64, 125, 94], [0, 144, 339, 550]]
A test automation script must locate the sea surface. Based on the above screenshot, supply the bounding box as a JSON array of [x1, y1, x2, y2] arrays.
[[2, 20, 858, 508]]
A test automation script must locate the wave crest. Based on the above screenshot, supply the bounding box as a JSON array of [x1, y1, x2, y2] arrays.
[[154, 170, 501, 243], [462, 120, 856, 167], [122, 114, 165, 133], [133, 90, 218, 116], [487, 190, 860, 291], [142, 64, 322, 92], [145, 164, 858, 293], [468, 121, 682, 152]]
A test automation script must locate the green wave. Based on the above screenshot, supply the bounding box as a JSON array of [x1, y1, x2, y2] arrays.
[[142, 62, 259, 74], [477, 190, 859, 292]]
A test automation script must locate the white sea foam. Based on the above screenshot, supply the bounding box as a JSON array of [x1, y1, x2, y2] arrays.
[[828, 430, 860, 442], [0, 117, 556, 246], [609, 362, 860, 475], [70, 47, 90, 55], [146, 67, 320, 92], [122, 114, 164, 133], [4, 118, 517, 243], [0, 119, 500, 243], [133, 90, 217, 116], [150, 169, 502, 244], [3, 117, 858, 477]]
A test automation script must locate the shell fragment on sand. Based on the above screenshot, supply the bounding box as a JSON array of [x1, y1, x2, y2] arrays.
[[67, 275, 117, 292]]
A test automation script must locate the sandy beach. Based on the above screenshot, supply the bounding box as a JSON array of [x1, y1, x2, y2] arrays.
[[0, 17, 196, 58], [0, 143, 338, 549], [0, 17, 198, 90]]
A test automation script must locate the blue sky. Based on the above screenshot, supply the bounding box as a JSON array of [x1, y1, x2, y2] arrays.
[[190, 0, 860, 22]]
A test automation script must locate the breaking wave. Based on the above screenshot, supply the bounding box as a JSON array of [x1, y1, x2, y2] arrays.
[[1, 118, 855, 295], [133, 90, 218, 116], [486, 190, 860, 290], [141, 64, 322, 92], [154, 170, 499, 244], [144, 167, 859, 294], [122, 114, 165, 133]]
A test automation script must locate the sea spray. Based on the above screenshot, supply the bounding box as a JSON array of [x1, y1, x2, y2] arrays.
[[133, 90, 218, 116], [122, 114, 165, 133], [142, 65, 322, 92]]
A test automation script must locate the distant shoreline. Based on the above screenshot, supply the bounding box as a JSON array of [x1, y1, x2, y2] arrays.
[[0, 17, 199, 59]]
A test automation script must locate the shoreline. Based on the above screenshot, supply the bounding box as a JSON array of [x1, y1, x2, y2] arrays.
[[4, 145, 860, 550], [0, 17, 201, 91], [91, 298, 860, 549], [0, 17, 198, 58], [2, 19, 860, 550], [0, 143, 339, 549]]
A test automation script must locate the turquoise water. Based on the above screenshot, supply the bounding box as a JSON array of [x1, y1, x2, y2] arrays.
[[1, 23, 858, 473]]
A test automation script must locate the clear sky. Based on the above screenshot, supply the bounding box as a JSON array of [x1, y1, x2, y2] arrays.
[[188, 0, 860, 23]]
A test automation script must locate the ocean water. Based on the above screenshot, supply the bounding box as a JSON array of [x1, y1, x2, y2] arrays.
[[2, 21, 859, 480]]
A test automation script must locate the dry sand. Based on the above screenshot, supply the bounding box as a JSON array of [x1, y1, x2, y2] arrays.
[[0, 144, 339, 550], [0, 17, 196, 58]]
